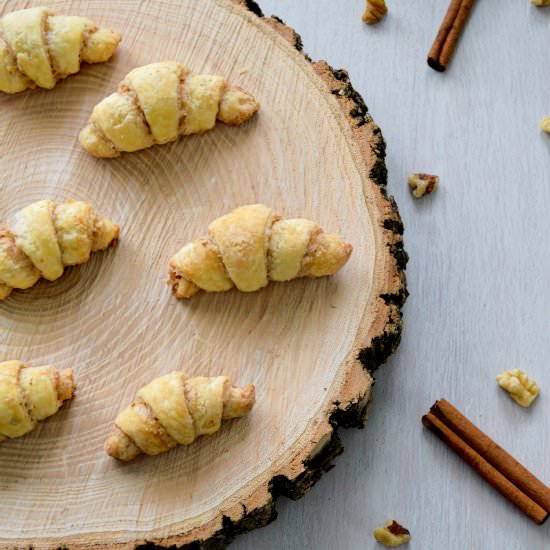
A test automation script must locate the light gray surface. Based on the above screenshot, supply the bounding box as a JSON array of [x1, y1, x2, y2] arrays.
[[234, 1, 550, 549]]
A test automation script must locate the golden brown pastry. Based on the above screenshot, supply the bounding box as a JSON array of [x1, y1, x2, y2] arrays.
[[0, 199, 119, 300], [0, 6, 120, 94], [169, 204, 353, 299], [0, 360, 75, 442], [105, 372, 255, 461], [78, 61, 260, 157]]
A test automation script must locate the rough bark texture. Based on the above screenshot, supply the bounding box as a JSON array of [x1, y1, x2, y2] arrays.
[[134, 1, 408, 549]]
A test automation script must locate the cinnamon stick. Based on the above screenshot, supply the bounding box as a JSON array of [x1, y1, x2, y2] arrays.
[[432, 399, 550, 513], [423, 403, 549, 525], [428, 0, 476, 72]]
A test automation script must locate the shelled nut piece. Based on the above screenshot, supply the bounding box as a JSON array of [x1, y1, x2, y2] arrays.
[[373, 520, 410, 547], [540, 117, 550, 133], [408, 173, 439, 198], [496, 369, 540, 407], [362, 0, 388, 24], [532, 0, 550, 6]]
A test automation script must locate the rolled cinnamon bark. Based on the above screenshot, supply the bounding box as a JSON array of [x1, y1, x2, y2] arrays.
[[431, 399, 550, 513], [428, 0, 477, 72], [423, 409, 549, 525]]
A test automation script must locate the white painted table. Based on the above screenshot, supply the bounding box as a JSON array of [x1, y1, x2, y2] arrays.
[[234, 1, 550, 549]]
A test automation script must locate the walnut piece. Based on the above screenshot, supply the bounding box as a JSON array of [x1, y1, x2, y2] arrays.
[[362, 0, 388, 24], [374, 520, 411, 547], [496, 369, 540, 407], [408, 173, 439, 198], [540, 117, 550, 133], [532, 0, 550, 6]]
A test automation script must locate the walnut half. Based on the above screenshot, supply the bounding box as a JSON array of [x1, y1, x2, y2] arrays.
[[532, 0, 550, 6], [374, 520, 411, 547], [362, 0, 388, 24], [408, 173, 439, 198], [496, 369, 540, 407]]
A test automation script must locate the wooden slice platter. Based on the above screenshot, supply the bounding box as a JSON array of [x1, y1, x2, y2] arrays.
[[0, 0, 407, 547]]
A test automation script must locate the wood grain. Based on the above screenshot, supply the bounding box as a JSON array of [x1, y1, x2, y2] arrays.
[[0, 0, 405, 548]]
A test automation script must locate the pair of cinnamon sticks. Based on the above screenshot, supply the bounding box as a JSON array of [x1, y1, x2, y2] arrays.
[[423, 399, 550, 525], [428, 0, 476, 72]]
